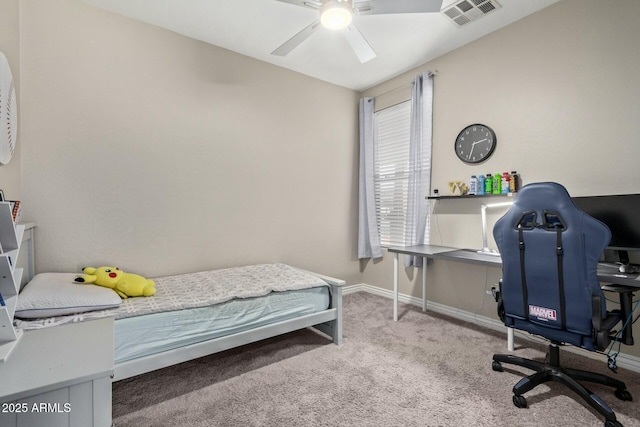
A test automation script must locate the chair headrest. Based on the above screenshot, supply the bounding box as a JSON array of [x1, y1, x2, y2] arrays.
[[511, 182, 572, 224], [494, 181, 610, 246]]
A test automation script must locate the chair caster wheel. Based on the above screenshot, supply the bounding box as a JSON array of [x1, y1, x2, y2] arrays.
[[513, 395, 527, 408], [604, 420, 623, 427], [492, 361, 503, 372], [615, 388, 632, 401]]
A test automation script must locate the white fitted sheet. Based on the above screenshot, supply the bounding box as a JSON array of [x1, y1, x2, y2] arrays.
[[114, 286, 330, 364]]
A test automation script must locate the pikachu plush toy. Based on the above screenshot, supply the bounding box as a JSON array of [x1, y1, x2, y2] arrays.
[[75, 266, 156, 299]]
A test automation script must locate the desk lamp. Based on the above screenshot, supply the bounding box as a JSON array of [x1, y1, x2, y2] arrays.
[[478, 201, 514, 256]]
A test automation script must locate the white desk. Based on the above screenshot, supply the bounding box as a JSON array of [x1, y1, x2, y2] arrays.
[[387, 244, 502, 318], [387, 245, 640, 351]]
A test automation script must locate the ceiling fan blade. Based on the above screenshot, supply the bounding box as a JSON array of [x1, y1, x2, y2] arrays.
[[355, 0, 443, 15], [271, 20, 323, 57], [274, 0, 322, 10], [343, 24, 376, 63]]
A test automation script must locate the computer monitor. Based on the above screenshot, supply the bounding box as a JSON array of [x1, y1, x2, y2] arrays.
[[572, 194, 640, 264]]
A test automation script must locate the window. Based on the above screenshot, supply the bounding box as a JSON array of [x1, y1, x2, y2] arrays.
[[373, 101, 412, 247], [359, 73, 432, 260]]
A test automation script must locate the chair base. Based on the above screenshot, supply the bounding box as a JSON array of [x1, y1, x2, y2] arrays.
[[492, 344, 632, 426]]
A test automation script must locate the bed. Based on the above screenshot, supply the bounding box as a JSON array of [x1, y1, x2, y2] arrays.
[[13, 263, 344, 381]]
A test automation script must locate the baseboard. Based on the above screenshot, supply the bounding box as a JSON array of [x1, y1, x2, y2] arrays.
[[344, 284, 640, 374]]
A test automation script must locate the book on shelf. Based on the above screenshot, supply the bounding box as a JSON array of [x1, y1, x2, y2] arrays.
[[8, 200, 20, 224]]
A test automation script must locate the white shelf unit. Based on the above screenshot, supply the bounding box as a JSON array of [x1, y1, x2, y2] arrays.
[[0, 201, 25, 362]]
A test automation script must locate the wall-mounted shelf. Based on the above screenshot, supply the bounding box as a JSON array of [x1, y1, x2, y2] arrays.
[[428, 193, 516, 200], [0, 201, 25, 362]]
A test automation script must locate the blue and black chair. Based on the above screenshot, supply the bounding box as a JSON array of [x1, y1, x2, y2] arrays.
[[491, 182, 632, 427]]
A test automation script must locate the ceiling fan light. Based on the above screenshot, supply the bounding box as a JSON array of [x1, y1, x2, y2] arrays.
[[320, 1, 353, 30]]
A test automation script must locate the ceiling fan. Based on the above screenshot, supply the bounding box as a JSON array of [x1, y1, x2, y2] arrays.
[[272, 0, 444, 63]]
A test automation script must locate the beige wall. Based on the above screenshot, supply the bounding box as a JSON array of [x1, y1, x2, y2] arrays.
[[361, 0, 640, 356], [0, 0, 21, 199], [13, 0, 640, 359], [19, 0, 361, 283]]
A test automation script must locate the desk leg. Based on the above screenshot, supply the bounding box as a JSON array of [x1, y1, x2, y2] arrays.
[[508, 327, 514, 351], [422, 257, 427, 312], [393, 253, 399, 321]]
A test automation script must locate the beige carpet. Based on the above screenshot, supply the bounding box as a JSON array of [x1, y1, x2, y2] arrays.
[[113, 292, 640, 426]]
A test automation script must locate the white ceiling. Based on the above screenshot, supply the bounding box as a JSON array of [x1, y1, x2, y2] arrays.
[[82, 0, 560, 91]]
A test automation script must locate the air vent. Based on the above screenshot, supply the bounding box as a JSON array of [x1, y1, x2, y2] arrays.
[[442, 0, 501, 28]]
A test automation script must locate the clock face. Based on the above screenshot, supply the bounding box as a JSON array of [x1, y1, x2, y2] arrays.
[[455, 124, 496, 164]]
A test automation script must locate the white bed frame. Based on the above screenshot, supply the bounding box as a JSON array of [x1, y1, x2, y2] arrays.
[[112, 268, 344, 381], [9, 232, 343, 427], [15, 231, 344, 382]]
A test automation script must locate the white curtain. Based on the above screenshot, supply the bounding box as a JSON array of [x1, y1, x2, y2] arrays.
[[405, 72, 434, 267], [358, 97, 382, 259]]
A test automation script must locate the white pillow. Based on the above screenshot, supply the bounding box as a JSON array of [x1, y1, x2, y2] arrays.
[[15, 273, 122, 319]]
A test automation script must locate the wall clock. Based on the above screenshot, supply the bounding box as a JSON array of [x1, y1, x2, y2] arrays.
[[0, 52, 17, 165], [454, 124, 496, 164]]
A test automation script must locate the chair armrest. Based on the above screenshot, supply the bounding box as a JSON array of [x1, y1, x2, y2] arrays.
[[494, 280, 504, 322], [601, 285, 636, 346], [592, 295, 621, 350], [592, 295, 601, 331]]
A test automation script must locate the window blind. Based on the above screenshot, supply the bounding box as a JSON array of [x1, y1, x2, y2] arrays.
[[373, 101, 411, 247]]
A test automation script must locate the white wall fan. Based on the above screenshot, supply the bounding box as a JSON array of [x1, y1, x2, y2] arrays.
[[272, 0, 444, 63], [0, 52, 17, 165]]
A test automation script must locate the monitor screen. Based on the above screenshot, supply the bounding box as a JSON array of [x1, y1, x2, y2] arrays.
[[572, 194, 640, 252]]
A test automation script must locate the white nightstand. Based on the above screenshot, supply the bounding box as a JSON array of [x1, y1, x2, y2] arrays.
[[0, 317, 114, 427]]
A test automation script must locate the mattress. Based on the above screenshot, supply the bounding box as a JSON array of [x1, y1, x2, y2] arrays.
[[15, 263, 328, 329], [13, 263, 333, 364], [115, 286, 330, 364]]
